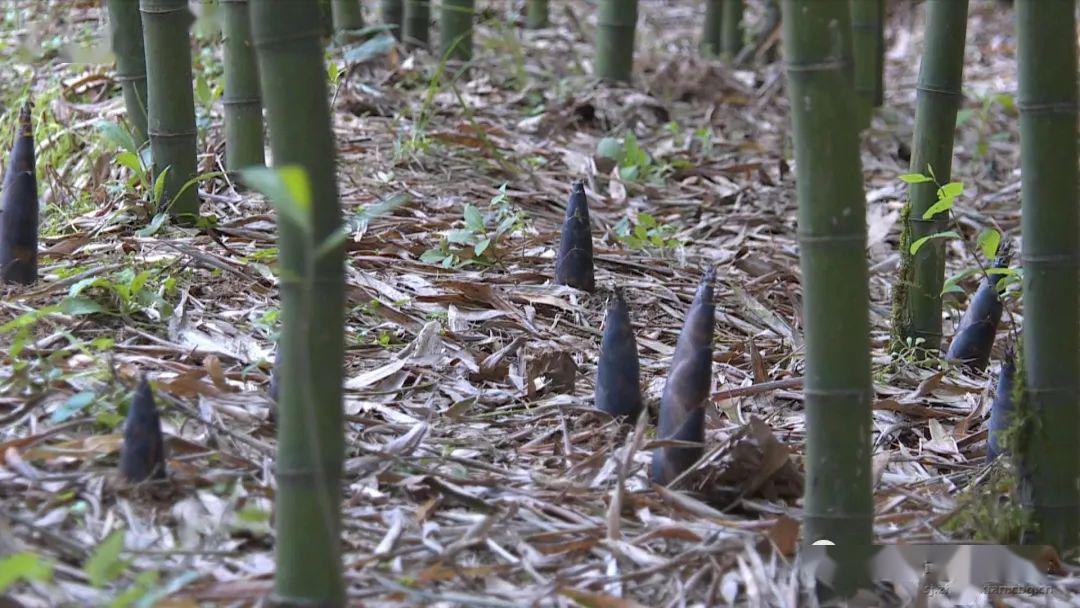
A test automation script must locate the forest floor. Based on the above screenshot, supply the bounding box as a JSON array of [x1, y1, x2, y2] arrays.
[[1, 1, 1076, 606]]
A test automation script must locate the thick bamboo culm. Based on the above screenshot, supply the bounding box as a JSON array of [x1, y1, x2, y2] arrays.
[[382, 0, 404, 40], [780, 0, 874, 595], [439, 0, 474, 61], [893, 0, 969, 353], [702, 0, 722, 57], [1015, 0, 1080, 554], [720, 0, 743, 59], [594, 0, 638, 83], [526, 0, 549, 29], [106, 0, 149, 145], [139, 0, 199, 218], [403, 0, 429, 49], [249, 0, 348, 603], [850, 0, 885, 122], [332, 0, 364, 39], [221, 0, 265, 173]]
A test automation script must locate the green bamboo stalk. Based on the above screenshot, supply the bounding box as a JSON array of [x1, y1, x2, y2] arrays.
[[780, 0, 873, 594], [332, 0, 365, 40], [382, 0, 403, 40], [249, 0, 347, 603], [891, 0, 968, 353], [222, 0, 265, 173], [403, 0, 429, 49], [319, 0, 334, 38], [140, 0, 199, 218], [1015, 0, 1080, 554], [720, 0, 743, 59], [850, 0, 885, 123], [106, 0, 149, 146], [594, 0, 638, 83], [439, 0, 474, 61], [702, 0, 722, 58], [526, 0, 549, 29]]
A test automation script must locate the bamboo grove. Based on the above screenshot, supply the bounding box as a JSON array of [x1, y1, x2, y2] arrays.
[[0, 0, 1075, 603]]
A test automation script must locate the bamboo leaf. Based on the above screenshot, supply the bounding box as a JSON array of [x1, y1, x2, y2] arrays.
[[463, 204, 484, 231], [977, 228, 1001, 260], [97, 120, 140, 157], [152, 166, 171, 205], [241, 166, 313, 233], [343, 32, 396, 63], [314, 227, 350, 260], [0, 552, 53, 592], [84, 530, 128, 587], [937, 181, 963, 198], [921, 195, 955, 219], [474, 237, 491, 256], [909, 230, 960, 255], [899, 173, 933, 184]]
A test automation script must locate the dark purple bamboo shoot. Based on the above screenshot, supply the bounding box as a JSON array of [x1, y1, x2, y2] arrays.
[[0, 102, 38, 285], [119, 376, 167, 482], [554, 181, 595, 292], [945, 252, 1011, 371], [651, 269, 715, 486], [986, 348, 1015, 461], [595, 288, 643, 421]]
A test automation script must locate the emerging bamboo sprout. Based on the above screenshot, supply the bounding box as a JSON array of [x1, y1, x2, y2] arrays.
[[222, 0, 265, 173], [403, 0, 429, 49], [651, 270, 715, 486], [595, 288, 643, 421], [892, 0, 969, 353], [554, 181, 595, 292], [106, 0, 149, 145], [119, 376, 167, 482], [382, 0, 404, 40], [594, 0, 638, 83], [331, 0, 365, 40], [0, 102, 38, 286], [526, 0, 549, 29], [439, 0, 474, 61], [140, 0, 200, 218], [986, 348, 1015, 461], [721, 0, 743, 59], [945, 250, 1010, 372], [1015, 0, 1080, 552], [702, 0, 722, 57]]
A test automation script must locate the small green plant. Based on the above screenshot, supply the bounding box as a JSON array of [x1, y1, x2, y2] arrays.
[[941, 464, 1032, 543], [596, 131, 670, 183], [421, 184, 527, 268], [67, 266, 178, 320], [955, 90, 1016, 159], [899, 168, 1020, 299], [613, 212, 681, 251]]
